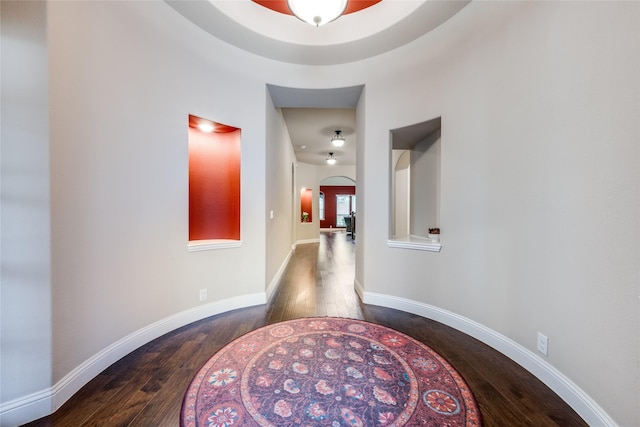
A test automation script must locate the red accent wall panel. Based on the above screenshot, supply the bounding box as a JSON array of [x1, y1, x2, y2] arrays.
[[252, 0, 381, 16], [320, 185, 355, 228], [301, 189, 313, 222], [189, 127, 241, 241]]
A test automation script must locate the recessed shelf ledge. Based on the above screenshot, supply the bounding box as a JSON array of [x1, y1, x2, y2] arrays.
[[188, 240, 242, 252], [387, 235, 441, 252]]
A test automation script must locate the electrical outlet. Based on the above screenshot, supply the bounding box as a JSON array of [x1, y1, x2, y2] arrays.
[[199, 288, 207, 302], [537, 332, 548, 356]]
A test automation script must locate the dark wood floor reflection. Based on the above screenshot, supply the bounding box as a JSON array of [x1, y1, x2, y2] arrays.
[[24, 231, 587, 426]]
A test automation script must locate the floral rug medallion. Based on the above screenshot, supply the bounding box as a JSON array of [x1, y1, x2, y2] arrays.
[[181, 317, 481, 426]]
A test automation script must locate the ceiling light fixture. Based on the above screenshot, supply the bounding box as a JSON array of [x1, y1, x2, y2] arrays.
[[286, 0, 348, 27], [197, 123, 214, 133], [326, 152, 337, 165], [331, 130, 345, 147]]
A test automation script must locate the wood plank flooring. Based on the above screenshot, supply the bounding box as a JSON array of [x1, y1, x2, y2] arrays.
[[23, 231, 588, 426]]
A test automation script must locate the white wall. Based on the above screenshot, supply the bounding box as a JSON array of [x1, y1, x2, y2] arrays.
[[265, 103, 297, 292], [393, 151, 410, 237], [410, 133, 440, 237], [47, 0, 268, 402], [358, 2, 639, 426], [1, 1, 638, 426], [0, 1, 52, 418], [355, 91, 366, 293], [2, 2, 282, 421], [317, 165, 356, 184]]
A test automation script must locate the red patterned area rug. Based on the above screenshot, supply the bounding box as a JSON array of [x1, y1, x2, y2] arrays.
[[181, 317, 482, 427]]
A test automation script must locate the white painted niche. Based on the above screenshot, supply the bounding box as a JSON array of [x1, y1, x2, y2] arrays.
[[388, 117, 441, 252]]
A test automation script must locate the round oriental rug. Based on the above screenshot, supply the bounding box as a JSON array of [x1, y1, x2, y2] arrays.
[[181, 317, 482, 427]]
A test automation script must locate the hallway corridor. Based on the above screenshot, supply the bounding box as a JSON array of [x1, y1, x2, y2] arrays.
[[24, 231, 587, 426], [267, 231, 362, 322]]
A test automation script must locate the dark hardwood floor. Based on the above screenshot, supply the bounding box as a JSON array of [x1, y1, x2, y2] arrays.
[[24, 231, 587, 426]]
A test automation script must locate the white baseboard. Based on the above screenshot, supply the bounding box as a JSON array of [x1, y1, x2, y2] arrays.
[[358, 289, 617, 427], [4, 285, 617, 427], [266, 249, 293, 303], [354, 278, 366, 302], [0, 293, 266, 427], [295, 238, 320, 245], [0, 390, 51, 427]]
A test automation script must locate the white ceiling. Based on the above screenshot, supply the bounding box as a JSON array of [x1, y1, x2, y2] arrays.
[[269, 85, 361, 166], [283, 108, 357, 166], [166, 1, 470, 66], [167, 1, 470, 166]]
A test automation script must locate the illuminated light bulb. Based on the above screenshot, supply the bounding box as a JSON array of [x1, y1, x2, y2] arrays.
[[197, 123, 214, 132], [287, 0, 348, 27]]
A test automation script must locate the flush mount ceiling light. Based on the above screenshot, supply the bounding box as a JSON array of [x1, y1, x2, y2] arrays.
[[331, 130, 346, 147], [326, 152, 337, 165], [286, 0, 349, 27]]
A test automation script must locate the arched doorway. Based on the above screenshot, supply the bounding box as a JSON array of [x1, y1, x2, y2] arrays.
[[319, 176, 356, 231]]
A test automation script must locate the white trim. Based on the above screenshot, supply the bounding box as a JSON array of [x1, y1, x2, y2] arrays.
[[0, 390, 51, 427], [187, 239, 243, 251], [266, 248, 293, 303], [4, 285, 616, 427], [354, 277, 365, 302], [295, 238, 320, 245], [0, 293, 266, 427], [359, 290, 618, 427], [387, 235, 441, 252]]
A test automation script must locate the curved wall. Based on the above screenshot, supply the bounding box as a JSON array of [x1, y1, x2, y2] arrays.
[[1, 1, 637, 426], [48, 0, 270, 380], [0, 1, 52, 417], [355, 2, 639, 426]]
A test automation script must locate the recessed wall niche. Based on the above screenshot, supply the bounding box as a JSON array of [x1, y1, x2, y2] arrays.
[[389, 117, 441, 251], [300, 188, 313, 223], [188, 114, 241, 247]]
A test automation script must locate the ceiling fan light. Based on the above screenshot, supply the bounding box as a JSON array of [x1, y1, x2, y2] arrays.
[[331, 130, 345, 147], [326, 152, 337, 165], [287, 0, 348, 27]]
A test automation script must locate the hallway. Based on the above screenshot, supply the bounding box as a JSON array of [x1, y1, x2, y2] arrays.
[[267, 231, 362, 322], [24, 231, 587, 426]]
